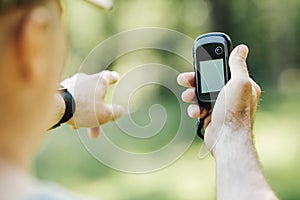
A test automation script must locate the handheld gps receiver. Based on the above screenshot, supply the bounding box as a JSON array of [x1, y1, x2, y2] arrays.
[[193, 32, 232, 108], [193, 32, 232, 139]]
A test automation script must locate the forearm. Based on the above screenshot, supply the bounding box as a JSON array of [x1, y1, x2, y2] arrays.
[[213, 127, 278, 200]]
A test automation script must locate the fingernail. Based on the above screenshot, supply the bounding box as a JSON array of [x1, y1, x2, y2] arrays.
[[237, 45, 248, 59], [177, 74, 186, 84], [177, 74, 182, 84]]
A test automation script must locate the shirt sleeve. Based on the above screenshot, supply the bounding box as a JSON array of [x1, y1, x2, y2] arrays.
[[26, 181, 97, 200]]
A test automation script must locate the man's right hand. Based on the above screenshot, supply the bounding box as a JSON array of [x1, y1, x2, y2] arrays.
[[177, 44, 261, 152], [178, 45, 278, 200]]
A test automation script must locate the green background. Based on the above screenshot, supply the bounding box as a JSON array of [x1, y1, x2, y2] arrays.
[[34, 0, 300, 199]]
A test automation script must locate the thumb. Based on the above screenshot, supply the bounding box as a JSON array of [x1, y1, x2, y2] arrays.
[[229, 44, 249, 79]]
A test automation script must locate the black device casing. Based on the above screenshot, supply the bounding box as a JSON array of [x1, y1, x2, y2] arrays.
[[193, 32, 233, 108]]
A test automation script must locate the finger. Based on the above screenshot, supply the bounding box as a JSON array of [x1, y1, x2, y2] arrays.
[[199, 106, 209, 118], [187, 104, 200, 118], [88, 127, 100, 139], [187, 104, 208, 119], [229, 44, 249, 79], [96, 71, 120, 98], [203, 114, 212, 129], [177, 72, 195, 88], [181, 88, 196, 103], [99, 70, 119, 85], [100, 104, 125, 123], [97, 77, 109, 98]]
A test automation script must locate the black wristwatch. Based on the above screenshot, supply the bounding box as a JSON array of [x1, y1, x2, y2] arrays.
[[51, 87, 76, 129]]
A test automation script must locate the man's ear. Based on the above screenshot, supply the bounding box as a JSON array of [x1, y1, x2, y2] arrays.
[[18, 6, 53, 84]]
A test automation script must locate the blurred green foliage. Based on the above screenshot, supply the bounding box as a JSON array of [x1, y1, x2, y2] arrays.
[[34, 0, 300, 199]]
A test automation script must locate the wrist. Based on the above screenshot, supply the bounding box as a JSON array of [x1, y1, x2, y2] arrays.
[[212, 126, 277, 200], [211, 126, 253, 157], [52, 92, 66, 127], [58, 83, 77, 129], [50, 87, 76, 129]]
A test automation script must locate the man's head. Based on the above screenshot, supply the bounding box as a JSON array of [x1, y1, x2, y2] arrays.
[[0, 0, 66, 168], [0, 0, 112, 11], [0, 0, 113, 169]]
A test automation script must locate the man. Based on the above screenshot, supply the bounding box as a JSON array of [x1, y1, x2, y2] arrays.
[[0, 1, 279, 200], [177, 45, 279, 200], [0, 0, 123, 199]]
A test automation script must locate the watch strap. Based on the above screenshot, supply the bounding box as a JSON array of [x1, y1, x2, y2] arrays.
[[51, 88, 76, 129]]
